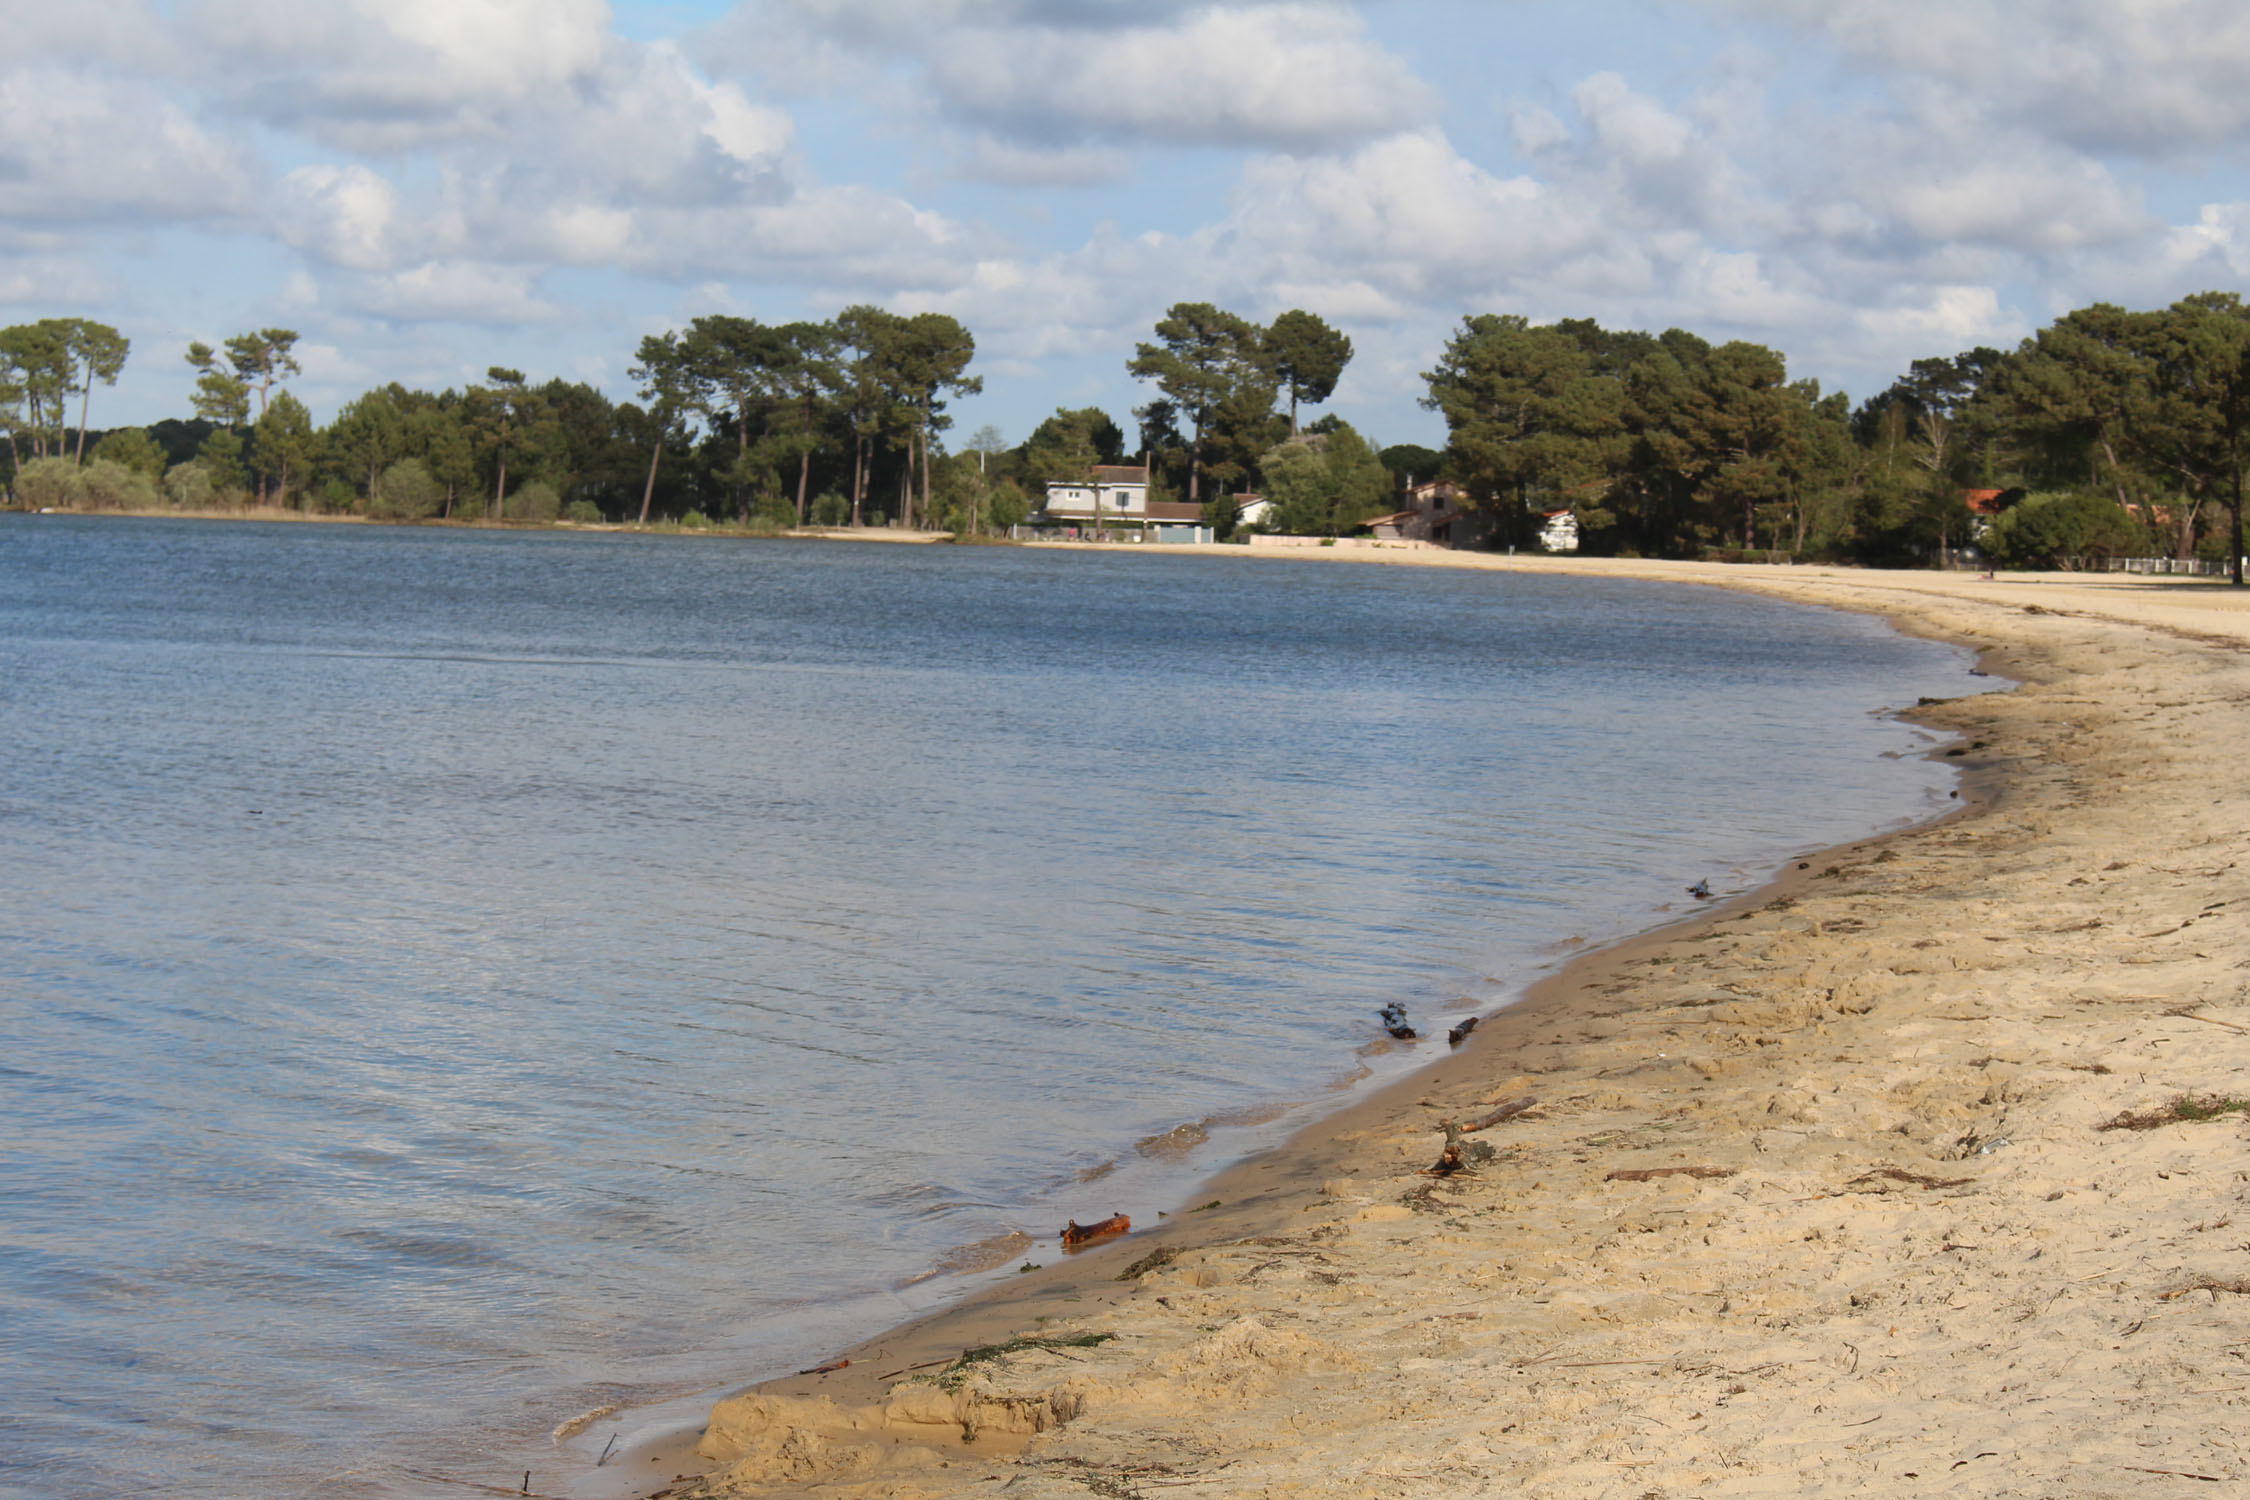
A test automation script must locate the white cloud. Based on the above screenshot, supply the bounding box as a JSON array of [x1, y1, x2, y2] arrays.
[[184, 0, 612, 148], [1736, 0, 2250, 155], [0, 64, 252, 224], [0, 255, 114, 308], [1229, 130, 1583, 303], [2159, 202, 2250, 278], [1566, 72, 1759, 233], [4, 0, 171, 66], [1873, 153, 2143, 253], [705, 1, 1430, 151], [1850, 284, 2015, 352], [954, 138, 1133, 188], [278, 165, 403, 271], [927, 4, 1434, 149], [1505, 102, 1571, 158], [258, 41, 810, 281], [347, 261, 562, 325]]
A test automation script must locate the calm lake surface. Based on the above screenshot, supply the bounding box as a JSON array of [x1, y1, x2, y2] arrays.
[[0, 518, 1987, 1498]]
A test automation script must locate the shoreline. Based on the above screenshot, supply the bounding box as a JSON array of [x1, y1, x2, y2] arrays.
[[558, 764, 1990, 1499], [523, 559, 2250, 1500]]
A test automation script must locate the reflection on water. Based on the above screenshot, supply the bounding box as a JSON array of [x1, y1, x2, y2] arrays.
[[0, 518, 1988, 1498]]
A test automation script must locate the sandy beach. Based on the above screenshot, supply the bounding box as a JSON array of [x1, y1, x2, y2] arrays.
[[611, 559, 2250, 1499]]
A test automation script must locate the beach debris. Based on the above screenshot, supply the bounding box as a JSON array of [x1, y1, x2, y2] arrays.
[[1116, 1245, 1179, 1281], [1848, 1167, 1973, 1191], [1688, 878, 1713, 899], [595, 1432, 618, 1467], [932, 1333, 1115, 1391], [1425, 1120, 1497, 1176], [1447, 1016, 1479, 1047], [797, 1357, 850, 1375], [2159, 1277, 2250, 1301], [1061, 1213, 1130, 1249], [1462, 1097, 1538, 1131], [2100, 1093, 2250, 1131], [1605, 1165, 1734, 1182], [1379, 1002, 1419, 1040]]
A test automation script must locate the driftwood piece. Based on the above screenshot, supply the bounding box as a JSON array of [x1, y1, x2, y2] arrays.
[[1379, 1002, 1418, 1040], [1424, 1120, 1498, 1176], [1448, 1017, 1479, 1047], [1062, 1213, 1130, 1249], [1605, 1165, 1735, 1182], [1461, 1097, 1536, 1132], [797, 1357, 850, 1375]]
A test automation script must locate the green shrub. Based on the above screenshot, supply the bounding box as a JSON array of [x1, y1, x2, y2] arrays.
[[316, 479, 358, 514], [752, 492, 796, 528], [985, 482, 1029, 530], [164, 460, 217, 510], [370, 458, 445, 520], [77, 458, 159, 511], [810, 491, 849, 526], [505, 479, 561, 523], [14, 457, 82, 509], [681, 509, 712, 529], [564, 499, 602, 523], [1982, 491, 2141, 570]]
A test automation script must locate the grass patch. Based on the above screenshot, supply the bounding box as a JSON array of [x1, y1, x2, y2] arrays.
[[933, 1333, 1115, 1391], [2099, 1094, 2250, 1131]]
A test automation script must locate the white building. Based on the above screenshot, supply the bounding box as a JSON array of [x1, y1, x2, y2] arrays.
[[1042, 465, 1152, 522], [1539, 508, 1579, 552], [1233, 492, 1273, 528]]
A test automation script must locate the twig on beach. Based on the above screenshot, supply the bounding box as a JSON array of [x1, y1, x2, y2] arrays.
[[399, 1468, 570, 1499], [595, 1432, 618, 1467], [797, 1357, 850, 1375], [1849, 1167, 1975, 1190], [2122, 1466, 2228, 1482], [2159, 1278, 2250, 1301], [1547, 1357, 1671, 1369], [1606, 1166, 1734, 1182], [874, 1357, 951, 1380], [1462, 1097, 1537, 1131], [2167, 1009, 2250, 1034]]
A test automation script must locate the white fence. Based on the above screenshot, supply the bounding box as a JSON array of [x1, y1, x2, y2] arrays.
[[2101, 557, 2240, 576], [1010, 524, 1215, 544]]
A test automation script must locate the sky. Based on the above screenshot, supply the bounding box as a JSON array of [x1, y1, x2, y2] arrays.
[[9, 0, 2250, 452]]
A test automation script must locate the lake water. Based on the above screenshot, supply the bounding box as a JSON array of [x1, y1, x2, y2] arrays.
[[0, 518, 1987, 1498]]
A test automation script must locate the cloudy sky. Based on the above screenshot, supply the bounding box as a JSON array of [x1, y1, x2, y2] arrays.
[[9, 0, 2250, 450]]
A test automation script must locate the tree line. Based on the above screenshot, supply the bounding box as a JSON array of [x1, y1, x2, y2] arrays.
[[7, 292, 2249, 576], [1416, 293, 2250, 579], [0, 308, 1000, 532]]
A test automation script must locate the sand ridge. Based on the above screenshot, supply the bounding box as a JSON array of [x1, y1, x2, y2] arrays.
[[649, 564, 2250, 1500]]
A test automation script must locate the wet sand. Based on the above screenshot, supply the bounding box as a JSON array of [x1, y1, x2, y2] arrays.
[[599, 561, 2250, 1499]]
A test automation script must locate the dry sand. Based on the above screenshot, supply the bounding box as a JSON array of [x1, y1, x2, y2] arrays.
[[627, 561, 2250, 1499]]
